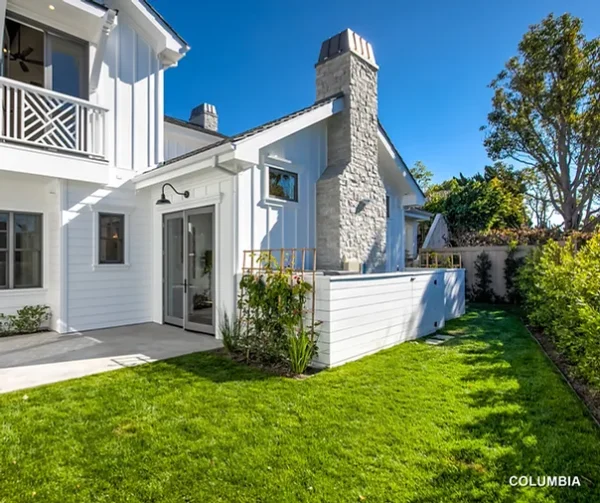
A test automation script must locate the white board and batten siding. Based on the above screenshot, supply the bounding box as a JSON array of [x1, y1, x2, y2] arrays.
[[164, 122, 221, 162], [96, 15, 164, 171], [236, 122, 327, 270], [313, 269, 465, 367]]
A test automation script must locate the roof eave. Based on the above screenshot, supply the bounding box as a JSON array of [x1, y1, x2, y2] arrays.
[[377, 122, 426, 204]]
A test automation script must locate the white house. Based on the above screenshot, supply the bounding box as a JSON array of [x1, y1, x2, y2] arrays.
[[0, 2, 464, 367]]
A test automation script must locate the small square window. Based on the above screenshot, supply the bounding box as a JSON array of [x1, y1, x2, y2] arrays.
[[268, 167, 298, 202], [98, 213, 125, 264]]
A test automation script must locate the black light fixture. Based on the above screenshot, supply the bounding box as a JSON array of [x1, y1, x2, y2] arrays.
[[156, 183, 190, 205]]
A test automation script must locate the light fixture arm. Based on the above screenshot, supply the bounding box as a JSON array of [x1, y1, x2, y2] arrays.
[[155, 183, 190, 205], [161, 183, 190, 199]]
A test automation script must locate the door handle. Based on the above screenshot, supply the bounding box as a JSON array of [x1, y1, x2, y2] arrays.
[[184, 279, 188, 294]]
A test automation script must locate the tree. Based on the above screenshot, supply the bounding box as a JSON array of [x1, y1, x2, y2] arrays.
[[522, 168, 557, 228], [483, 13, 600, 231], [411, 161, 433, 193], [424, 164, 529, 240]]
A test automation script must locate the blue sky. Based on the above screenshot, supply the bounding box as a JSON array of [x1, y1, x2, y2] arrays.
[[153, 0, 598, 183]]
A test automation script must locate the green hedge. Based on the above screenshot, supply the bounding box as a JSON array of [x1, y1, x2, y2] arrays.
[[519, 234, 600, 385]]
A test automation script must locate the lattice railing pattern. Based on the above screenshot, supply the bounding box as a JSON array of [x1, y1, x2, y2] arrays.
[[0, 77, 107, 159]]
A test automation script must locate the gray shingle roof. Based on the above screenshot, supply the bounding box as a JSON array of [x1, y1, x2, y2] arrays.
[[159, 92, 344, 168], [164, 116, 229, 139], [87, 0, 188, 47]]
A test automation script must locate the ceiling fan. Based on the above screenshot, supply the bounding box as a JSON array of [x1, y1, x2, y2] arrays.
[[4, 24, 43, 73]]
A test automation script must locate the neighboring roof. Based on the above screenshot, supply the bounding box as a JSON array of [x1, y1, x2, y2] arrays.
[[165, 116, 229, 139], [378, 121, 426, 200], [159, 92, 344, 168]]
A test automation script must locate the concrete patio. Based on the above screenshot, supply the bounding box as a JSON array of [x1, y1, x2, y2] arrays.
[[0, 323, 222, 394]]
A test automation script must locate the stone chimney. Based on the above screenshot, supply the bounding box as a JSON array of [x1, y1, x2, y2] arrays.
[[315, 29, 386, 272], [189, 103, 218, 131]]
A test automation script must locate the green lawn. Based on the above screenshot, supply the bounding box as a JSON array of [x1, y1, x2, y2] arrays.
[[1, 307, 600, 502]]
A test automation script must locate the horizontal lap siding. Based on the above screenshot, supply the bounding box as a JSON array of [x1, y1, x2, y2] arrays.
[[315, 270, 465, 367], [66, 181, 152, 331], [0, 173, 57, 319]]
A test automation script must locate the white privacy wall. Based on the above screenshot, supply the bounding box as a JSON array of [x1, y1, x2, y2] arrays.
[[314, 269, 466, 367]]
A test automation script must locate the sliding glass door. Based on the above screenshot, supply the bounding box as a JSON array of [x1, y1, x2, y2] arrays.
[[163, 207, 215, 334]]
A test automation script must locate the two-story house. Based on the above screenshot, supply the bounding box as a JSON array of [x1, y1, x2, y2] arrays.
[[0, 0, 187, 332], [1, 2, 461, 359]]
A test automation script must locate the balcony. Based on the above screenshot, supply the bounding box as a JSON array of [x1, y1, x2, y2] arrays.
[[0, 77, 107, 160]]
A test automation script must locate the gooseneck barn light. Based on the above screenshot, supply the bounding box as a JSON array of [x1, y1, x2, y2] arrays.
[[156, 183, 190, 205]]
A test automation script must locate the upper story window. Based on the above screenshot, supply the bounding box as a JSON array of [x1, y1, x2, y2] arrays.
[[98, 213, 125, 265], [0, 212, 43, 289], [268, 167, 298, 202], [1, 16, 88, 99]]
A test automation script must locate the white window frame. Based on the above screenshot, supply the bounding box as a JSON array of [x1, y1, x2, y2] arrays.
[[92, 210, 131, 269], [261, 155, 301, 207], [0, 211, 44, 290]]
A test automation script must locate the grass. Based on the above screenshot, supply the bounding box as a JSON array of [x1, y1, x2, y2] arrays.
[[1, 307, 600, 502]]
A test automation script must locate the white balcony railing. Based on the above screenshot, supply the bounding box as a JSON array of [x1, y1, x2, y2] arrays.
[[0, 77, 108, 159]]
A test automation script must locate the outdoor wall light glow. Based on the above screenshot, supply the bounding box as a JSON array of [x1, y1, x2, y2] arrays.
[[156, 183, 190, 205]]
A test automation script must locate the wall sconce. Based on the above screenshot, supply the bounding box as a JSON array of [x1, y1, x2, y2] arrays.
[[156, 183, 190, 205]]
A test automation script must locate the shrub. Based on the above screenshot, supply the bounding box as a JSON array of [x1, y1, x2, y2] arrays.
[[504, 240, 525, 304], [288, 328, 317, 375], [519, 235, 600, 386], [234, 252, 319, 371], [219, 311, 241, 354], [472, 251, 495, 302], [0, 305, 51, 337]]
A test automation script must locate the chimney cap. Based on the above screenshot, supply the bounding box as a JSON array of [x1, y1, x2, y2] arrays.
[[317, 28, 378, 69], [190, 103, 217, 117]]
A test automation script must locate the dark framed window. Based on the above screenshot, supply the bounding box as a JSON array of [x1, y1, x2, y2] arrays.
[[386, 196, 390, 219], [268, 167, 298, 202], [0, 213, 8, 288], [0, 212, 43, 289], [99, 213, 125, 264]]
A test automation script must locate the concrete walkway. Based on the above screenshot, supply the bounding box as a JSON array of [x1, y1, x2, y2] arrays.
[[0, 323, 222, 394]]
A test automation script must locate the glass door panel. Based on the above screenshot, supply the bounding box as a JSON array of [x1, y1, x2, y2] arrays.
[[47, 34, 86, 98], [186, 208, 214, 333], [163, 207, 215, 334], [163, 213, 184, 327]]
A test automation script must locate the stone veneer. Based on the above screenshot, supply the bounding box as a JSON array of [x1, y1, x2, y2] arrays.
[[189, 103, 218, 131], [315, 35, 387, 272]]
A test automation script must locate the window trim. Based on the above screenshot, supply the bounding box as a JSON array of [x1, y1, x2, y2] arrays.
[[0, 211, 43, 290], [93, 211, 130, 269]]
